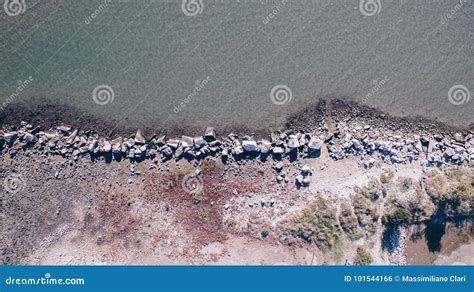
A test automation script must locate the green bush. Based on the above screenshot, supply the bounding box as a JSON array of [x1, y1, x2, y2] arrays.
[[354, 248, 373, 265], [382, 208, 413, 227]]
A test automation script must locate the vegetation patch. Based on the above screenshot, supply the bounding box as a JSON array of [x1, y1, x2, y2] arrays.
[[382, 208, 414, 227], [425, 168, 473, 219], [338, 203, 362, 240], [353, 247, 373, 265], [280, 197, 341, 251]]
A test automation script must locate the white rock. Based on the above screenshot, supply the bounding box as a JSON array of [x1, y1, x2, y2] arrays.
[[308, 137, 323, 150], [242, 140, 258, 152]]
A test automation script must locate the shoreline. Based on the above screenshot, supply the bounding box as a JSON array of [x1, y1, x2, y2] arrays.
[[1, 98, 472, 265], [1, 98, 472, 140], [1, 98, 472, 170]]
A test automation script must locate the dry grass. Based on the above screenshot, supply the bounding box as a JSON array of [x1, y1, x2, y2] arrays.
[[279, 197, 341, 251]]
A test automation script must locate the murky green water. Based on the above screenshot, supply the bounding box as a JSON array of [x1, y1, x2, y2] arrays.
[[1, 0, 473, 131]]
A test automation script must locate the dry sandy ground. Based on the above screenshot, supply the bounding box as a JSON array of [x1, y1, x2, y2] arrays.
[[1, 146, 472, 265]]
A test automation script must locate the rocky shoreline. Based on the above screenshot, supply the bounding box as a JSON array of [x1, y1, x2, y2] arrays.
[[1, 99, 473, 266], [1, 100, 473, 180]]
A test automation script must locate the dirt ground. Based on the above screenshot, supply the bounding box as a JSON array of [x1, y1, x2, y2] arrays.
[[1, 137, 472, 265]]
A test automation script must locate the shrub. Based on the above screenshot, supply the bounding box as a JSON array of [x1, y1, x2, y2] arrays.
[[354, 248, 373, 265], [280, 197, 341, 250], [338, 203, 362, 240], [382, 208, 413, 227]]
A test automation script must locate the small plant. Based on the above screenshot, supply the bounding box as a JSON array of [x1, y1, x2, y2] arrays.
[[398, 177, 414, 192], [197, 210, 209, 224], [354, 247, 373, 265], [338, 203, 362, 240], [380, 169, 394, 184], [382, 208, 413, 227]]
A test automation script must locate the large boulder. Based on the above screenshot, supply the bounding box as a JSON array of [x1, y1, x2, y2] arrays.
[[134, 129, 146, 144], [204, 127, 216, 140], [287, 135, 300, 148], [308, 137, 323, 150], [167, 139, 180, 149], [242, 140, 258, 152], [260, 139, 272, 154], [181, 136, 194, 148]]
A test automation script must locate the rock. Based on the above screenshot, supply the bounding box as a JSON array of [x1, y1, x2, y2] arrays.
[[287, 135, 300, 148], [134, 129, 146, 144], [161, 146, 173, 157], [181, 136, 194, 148], [175, 146, 184, 157], [301, 164, 311, 175], [102, 141, 112, 152], [24, 132, 35, 143], [88, 140, 98, 152], [221, 148, 229, 157], [125, 138, 135, 148], [79, 146, 89, 153], [272, 146, 284, 154], [308, 137, 323, 150], [302, 177, 310, 185], [167, 139, 180, 149], [44, 130, 58, 139], [209, 140, 222, 147], [296, 175, 304, 185], [242, 140, 258, 152], [193, 136, 205, 148], [260, 139, 272, 154], [234, 146, 244, 155], [444, 148, 455, 158], [111, 137, 122, 146], [351, 138, 362, 150], [65, 129, 78, 144], [57, 124, 72, 132], [204, 127, 216, 140], [155, 135, 166, 146], [274, 162, 284, 171], [364, 159, 375, 169], [454, 133, 464, 143]]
